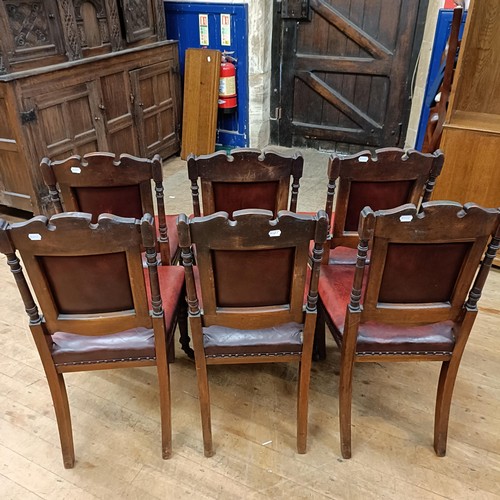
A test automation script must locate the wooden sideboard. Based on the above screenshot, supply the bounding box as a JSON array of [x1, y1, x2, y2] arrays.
[[0, 1, 181, 213], [433, 0, 500, 210]]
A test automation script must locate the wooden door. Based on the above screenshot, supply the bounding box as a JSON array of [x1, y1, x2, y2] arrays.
[[271, 0, 427, 151], [25, 81, 108, 161], [130, 61, 179, 158]]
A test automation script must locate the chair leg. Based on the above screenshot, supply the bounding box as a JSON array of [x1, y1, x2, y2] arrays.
[[338, 316, 359, 459], [434, 358, 461, 457], [167, 320, 176, 364], [154, 317, 172, 459], [296, 360, 312, 454], [44, 369, 75, 468], [196, 364, 213, 457], [313, 300, 327, 361], [338, 357, 355, 459], [191, 319, 214, 457], [297, 314, 316, 453], [434, 315, 475, 457], [156, 358, 172, 459], [178, 287, 194, 359]]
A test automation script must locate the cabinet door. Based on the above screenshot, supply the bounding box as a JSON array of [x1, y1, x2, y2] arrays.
[[98, 70, 140, 156], [121, 0, 155, 43], [25, 81, 108, 161], [0, 0, 64, 64], [130, 61, 179, 158], [0, 84, 34, 211]]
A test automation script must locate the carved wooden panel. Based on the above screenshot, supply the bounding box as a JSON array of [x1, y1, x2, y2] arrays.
[[0, 0, 167, 71], [73, 0, 109, 50], [121, 0, 155, 43], [57, 0, 83, 60], [104, 0, 122, 51], [0, 46, 7, 74], [1, 0, 64, 63], [154, 0, 166, 41]]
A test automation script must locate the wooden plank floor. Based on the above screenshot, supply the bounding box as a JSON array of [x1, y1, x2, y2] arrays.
[[0, 151, 499, 499]]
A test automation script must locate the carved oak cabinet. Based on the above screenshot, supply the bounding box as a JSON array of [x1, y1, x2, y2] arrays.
[[0, 0, 181, 213]]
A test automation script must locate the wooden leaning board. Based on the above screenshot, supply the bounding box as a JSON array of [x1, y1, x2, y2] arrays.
[[181, 49, 221, 159]]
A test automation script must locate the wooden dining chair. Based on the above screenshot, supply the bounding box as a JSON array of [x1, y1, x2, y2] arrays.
[[0, 212, 186, 468], [187, 148, 304, 217], [177, 209, 328, 456], [40, 152, 180, 265], [323, 148, 444, 265], [422, 6, 463, 153], [315, 201, 500, 459]]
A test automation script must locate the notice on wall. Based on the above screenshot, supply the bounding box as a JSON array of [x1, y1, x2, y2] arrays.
[[221, 14, 231, 46], [199, 14, 209, 46]]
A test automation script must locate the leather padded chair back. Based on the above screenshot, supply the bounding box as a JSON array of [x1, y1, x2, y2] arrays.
[[360, 202, 498, 324], [325, 148, 444, 260], [40, 152, 178, 265], [187, 148, 304, 218]]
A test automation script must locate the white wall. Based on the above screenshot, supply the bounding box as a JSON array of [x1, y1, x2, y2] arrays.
[[247, 0, 273, 148]]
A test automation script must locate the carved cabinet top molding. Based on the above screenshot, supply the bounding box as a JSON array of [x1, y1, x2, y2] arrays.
[[0, 0, 167, 74]]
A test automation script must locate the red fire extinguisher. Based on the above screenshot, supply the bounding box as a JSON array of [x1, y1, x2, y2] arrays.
[[219, 52, 237, 113]]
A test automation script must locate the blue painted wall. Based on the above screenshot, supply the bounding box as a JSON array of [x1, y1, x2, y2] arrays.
[[415, 9, 467, 151], [164, 2, 249, 148]]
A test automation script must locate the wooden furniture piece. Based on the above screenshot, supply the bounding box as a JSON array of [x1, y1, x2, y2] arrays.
[[187, 149, 304, 218], [40, 152, 180, 265], [177, 209, 329, 456], [323, 148, 443, 264], [432, 0, 500, 265], [181, 49, 221, 160], [0, 0, 168, 71], [422, 6, 463, 153], [0, 0, 181, 214], [0, 212, 187, 468], [315, 201, 500, 458]]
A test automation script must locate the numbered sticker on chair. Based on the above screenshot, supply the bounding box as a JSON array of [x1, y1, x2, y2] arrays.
[[28, 233, 42, 241], [70, 167, 81, 174], [358, 156, 369, 163], [269, 229, 281, 237], [399, 215, 413, 222]]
